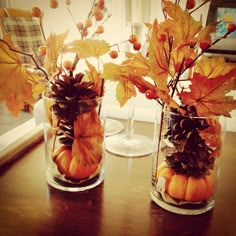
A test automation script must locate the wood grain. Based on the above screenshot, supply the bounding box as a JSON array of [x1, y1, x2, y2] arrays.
[[0, 122, 236, 236]]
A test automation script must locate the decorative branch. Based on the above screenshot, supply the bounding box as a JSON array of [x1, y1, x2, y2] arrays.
[[0, 39, 49, 81]]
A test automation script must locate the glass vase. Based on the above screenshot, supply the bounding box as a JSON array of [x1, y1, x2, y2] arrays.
[[43, 91, 105, 192], [150, 106, 226, 215]]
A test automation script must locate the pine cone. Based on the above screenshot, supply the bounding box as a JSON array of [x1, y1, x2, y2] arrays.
[[49, 73, 99, 148], [162, 109, 215, 178]]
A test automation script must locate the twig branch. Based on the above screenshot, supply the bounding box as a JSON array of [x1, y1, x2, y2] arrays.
[[0, 39, 49, 80]]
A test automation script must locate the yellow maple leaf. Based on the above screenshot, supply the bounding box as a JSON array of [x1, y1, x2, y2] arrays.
[[43, 30, 69, 76], [123, 52, 150, 77], [164, 1, 202, 46], [85, 60, 104, 96], [103, 62, 137, 107], [0, 35, 37, 116], [116, 79, 136, 107], [66, 39, 109, 59], [195, 55, 236, 78]]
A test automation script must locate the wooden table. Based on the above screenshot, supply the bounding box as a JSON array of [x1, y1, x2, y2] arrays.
[[0, 121, 236, 236]]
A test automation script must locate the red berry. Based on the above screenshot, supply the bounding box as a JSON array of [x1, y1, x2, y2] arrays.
[[38, 46, 46, 56], [186, 0, 195, 10], [199, 42, 210, 51], [228, 23, 236, 34], [159, 34, 167, 42], [129, 34, 137, 44], [133, 41, 141, 51], [145, 89, 156, 99], [136, 84, 146, 94], [109, 50, 118, 59], [97, 0, 105, 9], [96, 25, 104, 34]]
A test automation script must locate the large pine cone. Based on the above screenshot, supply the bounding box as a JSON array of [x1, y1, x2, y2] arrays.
[[162, 108, 215, 178], [49, 73, 100, 149]]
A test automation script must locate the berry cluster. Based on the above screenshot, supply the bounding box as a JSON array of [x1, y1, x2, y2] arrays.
[[109, 33, 142, 60], [49, 0, 107, 39], [76, 0, 106, 38], [128, 34, 141, 51]]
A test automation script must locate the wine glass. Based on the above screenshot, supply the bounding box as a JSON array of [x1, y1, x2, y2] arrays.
[[105, 98, 154, 157]]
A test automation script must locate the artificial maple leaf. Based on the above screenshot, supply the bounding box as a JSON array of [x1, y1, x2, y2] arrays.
[[0, 35, 38, 116], [103, 62, 122, 82], [195, 55, 236, 78], [4, 83, 36, 117], [178, 70, 236, 117], [197, 23, 217, 45], [85, 60, 103, 96], [163, 1, 202, 46], [199, 117, 222, 158], [116, 79, 137, 107], [66, 39, 109, 59], [72, 108, 103, 165], [43, 30, 69, 76], [103, 62, 137, 106], [123, 52, 150, 77], [148, 19, 169, 91]]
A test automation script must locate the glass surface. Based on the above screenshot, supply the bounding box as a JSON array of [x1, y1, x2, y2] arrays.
[[105, 118, 124, 136]]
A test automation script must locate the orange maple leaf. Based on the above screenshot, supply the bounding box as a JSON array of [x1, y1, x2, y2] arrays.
[[199, 117, 222, 158], [178, 69, 236, 117], [72, 108, 103, 165], [0, 35, 39, 116]]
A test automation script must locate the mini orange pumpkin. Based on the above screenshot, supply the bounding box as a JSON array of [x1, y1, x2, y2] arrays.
[[156, 163, 215, 202], [52, 146, 98, 179]]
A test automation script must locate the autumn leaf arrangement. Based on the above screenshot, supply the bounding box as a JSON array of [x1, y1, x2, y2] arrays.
[[102, 0, 236, 203], [0, 0, 118, 182]]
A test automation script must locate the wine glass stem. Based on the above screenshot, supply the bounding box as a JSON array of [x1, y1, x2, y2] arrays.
[[126, 99, 134, 139]]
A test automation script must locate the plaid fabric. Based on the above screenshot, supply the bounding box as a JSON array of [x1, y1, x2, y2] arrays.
[[1, 17, 44, 65]]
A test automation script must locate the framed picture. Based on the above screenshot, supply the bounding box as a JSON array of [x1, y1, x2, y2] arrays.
[[216, 7, 236, 37]]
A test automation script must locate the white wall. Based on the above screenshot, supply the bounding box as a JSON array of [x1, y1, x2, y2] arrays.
[[8, 0, 236, 131]]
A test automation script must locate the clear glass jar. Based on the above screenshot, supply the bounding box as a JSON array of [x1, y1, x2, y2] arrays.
[[43, 91, 105, 192], [151, 106, 226, 215]]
